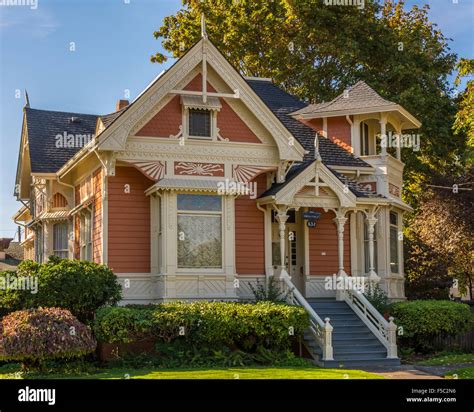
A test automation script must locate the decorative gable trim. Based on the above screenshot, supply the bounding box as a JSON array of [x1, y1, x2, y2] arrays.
[[97, 38, 305, 161]]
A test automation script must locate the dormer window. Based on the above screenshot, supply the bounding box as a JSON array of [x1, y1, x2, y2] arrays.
[[189, 109, 211, 138]]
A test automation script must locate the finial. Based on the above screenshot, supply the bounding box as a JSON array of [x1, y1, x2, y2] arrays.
[[25, 89, 30, 108], [201, 12, 207, 38], [314, 132, 321, 161]]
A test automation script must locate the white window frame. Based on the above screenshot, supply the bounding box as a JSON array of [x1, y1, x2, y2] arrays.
[[184, 107, 217, 141], [80, 207, 93, 261], [53, 222, 69, 258], [389, 211, 400, 274], [176, 194, 224, 271]]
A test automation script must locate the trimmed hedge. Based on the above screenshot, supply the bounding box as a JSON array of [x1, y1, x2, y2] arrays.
[[390, 300, 473, 353], [0, 308, 96, 369], [94, 301, 309, 352], [0, 257, 122, 321]]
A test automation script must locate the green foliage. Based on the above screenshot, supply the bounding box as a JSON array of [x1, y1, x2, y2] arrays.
[[94, 301, 309, 354], [390, 300, 473, 353], [364, 283, 391, 314], [404, 168, 474, 300], [249, 276, 286, 302], [152, 0, 470, 203], [0, 257, 122, 321], [0, 308, 96, 370]]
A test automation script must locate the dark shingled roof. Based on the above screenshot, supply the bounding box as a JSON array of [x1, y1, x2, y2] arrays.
[[245, 79, 371, 168], [291, 80, 395, 116], [99, 106, 129, 128], [258, 161, 382, 199], [25, 108, 98, 173]]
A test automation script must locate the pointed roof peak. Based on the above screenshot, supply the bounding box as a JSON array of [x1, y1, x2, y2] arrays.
[[291, 80, 395, 117]]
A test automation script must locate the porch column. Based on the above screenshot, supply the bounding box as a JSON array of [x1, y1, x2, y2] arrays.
[[275, 209, 289, 275], [379, 115, 387, 156], [395, 126, 402, 160], [333, 209, 348, 277], [366, 211, 381, 283]]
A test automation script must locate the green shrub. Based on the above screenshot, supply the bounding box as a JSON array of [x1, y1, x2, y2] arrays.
[[0, 257, 122, 321], [364, 283, 391, 315], [0, 308, 96, 370], [94, 301, 309, 353], [249, 276, 287, 302], [390, 300, 473, 353]]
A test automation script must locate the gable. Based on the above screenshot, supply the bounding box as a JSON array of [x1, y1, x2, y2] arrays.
[[97, 38, 305, 161], [135, 73, 261, 143]]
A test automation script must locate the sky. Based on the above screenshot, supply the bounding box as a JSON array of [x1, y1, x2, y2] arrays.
[[0, 0, 473, 239]]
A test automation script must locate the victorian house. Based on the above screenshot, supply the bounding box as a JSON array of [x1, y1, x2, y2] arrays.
[[13, 35, 420, 366]]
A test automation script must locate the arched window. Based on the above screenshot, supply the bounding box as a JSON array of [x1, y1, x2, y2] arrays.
[[52, 193, 68, 208]]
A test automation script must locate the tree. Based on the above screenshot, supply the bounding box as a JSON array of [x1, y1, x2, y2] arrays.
[[151, 0, 465, 207], [453, 58, 474, 168], [405, 168, 474, 300]]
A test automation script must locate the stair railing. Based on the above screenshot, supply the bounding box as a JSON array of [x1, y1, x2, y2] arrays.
[[339, 286, 398, 359], [280, 271, 334, 361]]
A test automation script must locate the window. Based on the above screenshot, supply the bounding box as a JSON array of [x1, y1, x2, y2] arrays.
[[360, 122, 369, 155], [188, 109, 211, 138], [53, 222, 69, 258], [363, 221, 378, 274], [389, 212, 399, 273], [35, 226, 43, 263], [177, 194, 222, 269], [80, 209, 93, 261]]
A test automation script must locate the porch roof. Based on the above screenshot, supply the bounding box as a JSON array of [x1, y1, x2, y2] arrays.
[[258, 160, 383, 200], [145, 178, 250, 195]]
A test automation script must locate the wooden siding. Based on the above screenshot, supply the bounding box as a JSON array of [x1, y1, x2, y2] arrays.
[[327, 116, 352, 153], [107, 166, 153, 273], [92, 168, 102, 264], [235, 174, 267, 275], [136, 73, 261, 143], [51, 192, 67, 208], [308, 208, 351, 276], [217, 99, 261, 143]]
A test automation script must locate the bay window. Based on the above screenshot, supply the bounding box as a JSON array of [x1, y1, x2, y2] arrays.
[[177, 194, 222, 269]]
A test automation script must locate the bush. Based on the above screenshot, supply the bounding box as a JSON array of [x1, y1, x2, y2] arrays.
[[249, 276, 287, 302], [364, 283, 391, 315], [0, 308, 96, 369], [94, 301, 309, 353], [390, 300, 473, 353], [0, 257, 122, 321]]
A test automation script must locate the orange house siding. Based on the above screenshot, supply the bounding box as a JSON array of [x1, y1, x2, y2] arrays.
[[235, 174, 267, 275], [51, 192, 67, 208], [136, 74, 261, 143], [107, 166, 153, 273], [92, 169, 103, 264], [327, 116, 352, 153], [308, 209, 351, 276]]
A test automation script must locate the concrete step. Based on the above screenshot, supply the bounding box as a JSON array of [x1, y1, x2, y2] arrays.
[[319, 358, 401, 368]]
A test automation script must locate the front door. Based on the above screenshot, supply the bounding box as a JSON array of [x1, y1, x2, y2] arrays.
[[286, 221, 304, 293]]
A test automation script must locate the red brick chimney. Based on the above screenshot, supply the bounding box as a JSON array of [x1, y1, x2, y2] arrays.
[[116, 99, 129, 111]]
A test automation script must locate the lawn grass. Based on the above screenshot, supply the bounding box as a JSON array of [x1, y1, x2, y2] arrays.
[[444, 367, 474, 380], [417, 353, 474, 366], [0, 363, 383, 380]]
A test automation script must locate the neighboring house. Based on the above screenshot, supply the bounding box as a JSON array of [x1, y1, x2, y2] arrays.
[[13, 36, 421, 366]]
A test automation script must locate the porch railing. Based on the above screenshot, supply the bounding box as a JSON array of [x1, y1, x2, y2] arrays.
[[340, 287, 398, 358], [280, 272, 333, 361]]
